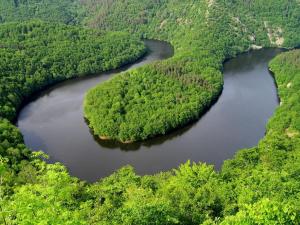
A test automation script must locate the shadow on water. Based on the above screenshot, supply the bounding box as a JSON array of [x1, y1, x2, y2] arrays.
[[93, 124, 193, 151]]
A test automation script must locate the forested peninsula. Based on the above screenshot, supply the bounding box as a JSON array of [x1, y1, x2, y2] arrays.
[[0, 0, 300, 224]]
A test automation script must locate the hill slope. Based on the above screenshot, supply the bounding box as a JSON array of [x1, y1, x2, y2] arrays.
[[0, 0, 83, 24]]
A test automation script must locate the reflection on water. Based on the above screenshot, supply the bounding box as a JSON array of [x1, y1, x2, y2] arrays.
[[93, 124, 192, 151], [17, 41, 282, 182]]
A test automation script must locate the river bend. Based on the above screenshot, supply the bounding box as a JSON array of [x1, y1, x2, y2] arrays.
[[17, 40, 281, 182]]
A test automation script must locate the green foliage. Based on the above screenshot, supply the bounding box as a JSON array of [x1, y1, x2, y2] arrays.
[[82, 0, 300, 48], [0, 0, 84, 24], [2, 161, 89, 225], [222, 0, 300, 47], [221, 198, 299, 225], [0, 119, 30, 168]]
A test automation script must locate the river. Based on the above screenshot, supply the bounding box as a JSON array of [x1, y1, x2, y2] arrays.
[[17, 40, 282, 182]]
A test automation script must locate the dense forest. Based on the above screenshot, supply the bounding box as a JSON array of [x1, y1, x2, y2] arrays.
[[82, 0, 300, 47], [0, 0, 300, 224], [0, 0, 83, 24], [84, 58, 221, 142]]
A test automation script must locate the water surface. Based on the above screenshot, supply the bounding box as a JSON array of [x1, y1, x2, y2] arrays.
[[18, 41, 281, 182]]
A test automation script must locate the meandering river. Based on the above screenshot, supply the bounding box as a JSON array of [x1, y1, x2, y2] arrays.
[[17, 40, 282, 182]]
